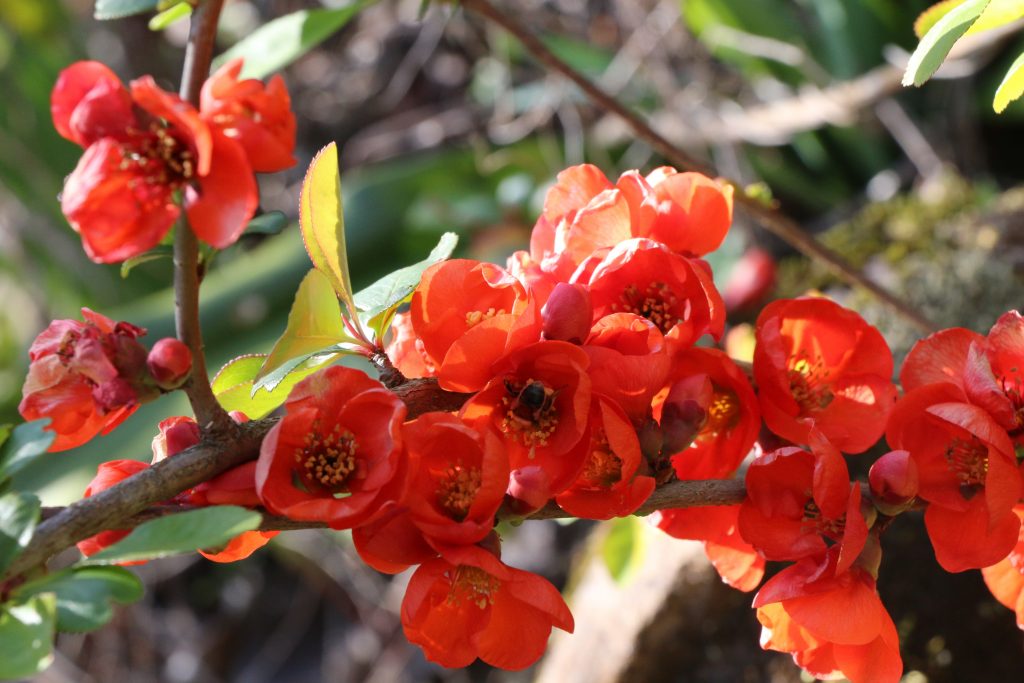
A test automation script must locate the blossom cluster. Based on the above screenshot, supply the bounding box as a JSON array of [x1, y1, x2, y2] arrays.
[[51, 58, 294, 262], [27, 53, 1024, 676]]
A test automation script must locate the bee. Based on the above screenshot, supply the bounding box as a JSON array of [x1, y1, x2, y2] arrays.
[[503, 378, 559, 427]]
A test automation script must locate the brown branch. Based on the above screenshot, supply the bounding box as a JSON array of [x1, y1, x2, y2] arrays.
[[37, 477, 749, 541], [4, 419, 271, 579], [460, 0, 937, 335], [174, 0, 230, 428]]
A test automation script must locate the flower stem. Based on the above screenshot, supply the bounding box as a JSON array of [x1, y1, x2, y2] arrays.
[[174, 0, 230, 429]]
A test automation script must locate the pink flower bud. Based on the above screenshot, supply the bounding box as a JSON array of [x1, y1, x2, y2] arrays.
[[505, 465, 552, 516], [151, 416, 201, 463], [722, 248, 776, 312], [869, 450, 918, 511], [147, 338, 193, 390], [541, 283, 592, 344]]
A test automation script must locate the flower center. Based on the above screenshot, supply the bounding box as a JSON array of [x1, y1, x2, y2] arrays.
[[437, 463, 482, 521], [294, 423, 358, 493], [500, 378, 559, 455], [700, 388, 740, 440], [788, 354, 834, 413], [801, 499, 845, 542], [448, 566, 500, 610], [465, 307, 505, 327], [613, 282, 684, 333], [944, 436, 988, 495], [123, 123, 196, 188], [577, 430, 622, 490]]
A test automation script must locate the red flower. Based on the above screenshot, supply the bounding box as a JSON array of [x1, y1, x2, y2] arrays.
[[981, 504, 1024, 630], [401, 544, 574, 669], [352, 413, 509, 573], [51, 61, 267, 262], [384, 310, 436, 380], [200, 58, 296, 173], [461, 341, 591, 499], [76, 459, 150, 562], [754, 548, 902, 683], [654, 347, 760, 480], [582, 312, 669, 422], [899, 327, 982, 395], [409, 259, 541, 392], [535, 164, 733, 268], [754, 297, 896, 453], [886, 383, 1022, 572], [586, 238, 725, 349], [19, 309, 152, 451], [255, 366, 407, 529], [654, 505, 766, 592], [555, 397, 655, 519], [738, 432, 867, 572], [961, 311, 1024, 438]]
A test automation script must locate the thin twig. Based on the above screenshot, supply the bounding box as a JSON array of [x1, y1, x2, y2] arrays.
[[174, 0, 230, 428], [460, 0, 938, 334]]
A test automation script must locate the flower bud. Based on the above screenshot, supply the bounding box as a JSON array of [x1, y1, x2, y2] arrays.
[[147, 338, 193, 390], [869, 450, 918, 514], [505, 465, 552, 516], [541, 282, 592, 344], [722, 248, 776, 312], [151, 416, 201, 463], [660, 375, 711, 455]]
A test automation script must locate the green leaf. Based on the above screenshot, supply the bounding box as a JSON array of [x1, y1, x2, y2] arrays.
[[601, 516, 646, 584], [0, 594, 56, 680], [298, 143, 357, 312], [256, 269, 356, 386], [212, 353, 333, 418], [12, 566, 143, 633], [994, 51, 1024, 112], [0, 425, 11, 453], [94, 0, 160, 20], [245, 211, 290, 236], [0, 492, 41, 576], [212, 2, 376, 79], [120, 246, 173, 278], [354, 232, 457, 315], [0, 420, 55, 480], [903, 0, 991, 87], [81, 506, 262, 565], [148, 1, 191, 31]]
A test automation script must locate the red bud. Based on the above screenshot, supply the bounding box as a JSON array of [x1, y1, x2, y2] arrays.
[[869, 450, 918, 512], [151, 416, 201, 463], [660, 374, 711, 454], [505, 466, 552, 516], [147, 338, 193, 390], [541, 282, 592, 344]]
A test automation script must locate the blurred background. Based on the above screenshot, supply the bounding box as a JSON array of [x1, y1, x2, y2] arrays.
[[2, 0, 1024, 680]]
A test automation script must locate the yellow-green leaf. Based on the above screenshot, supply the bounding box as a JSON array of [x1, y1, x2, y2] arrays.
[[256, 269, 355, 385], [970, 0, 1024, 33], [299, 143, 355, 311], [212, 354, 332, 419], [915, 0, 962, 37], [916, 0, 1024, 37], [994, 51, 1024, 112], [903, 0, 991, 87]]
